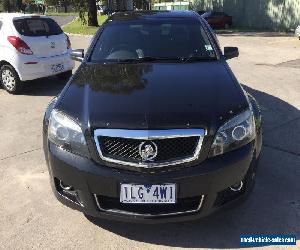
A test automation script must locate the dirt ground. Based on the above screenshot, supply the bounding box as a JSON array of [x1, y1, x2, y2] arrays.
[[0, 33, 299, 250]]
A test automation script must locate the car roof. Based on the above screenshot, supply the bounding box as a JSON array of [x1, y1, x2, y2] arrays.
[[0, 13, 48, 21], [108, 11, 200, 22]]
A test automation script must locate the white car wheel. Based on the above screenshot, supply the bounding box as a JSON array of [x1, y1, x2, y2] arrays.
[[2, 69, 16, 91], [0, 65, 22, 94]]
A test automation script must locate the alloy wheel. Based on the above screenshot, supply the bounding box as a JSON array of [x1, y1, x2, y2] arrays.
[[1, 69, 16, 91]]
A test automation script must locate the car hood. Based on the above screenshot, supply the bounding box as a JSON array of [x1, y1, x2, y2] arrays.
[[57, 62, 248, 134]]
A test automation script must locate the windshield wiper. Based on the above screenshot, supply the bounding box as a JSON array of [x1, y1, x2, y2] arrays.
[[182, 55, 217, 63], [109, 56, 215, 63], [115, 57, 183, 63], [115, 58, 141, 63], [140, 56, 185, 62], [141, 56, 217, 63]]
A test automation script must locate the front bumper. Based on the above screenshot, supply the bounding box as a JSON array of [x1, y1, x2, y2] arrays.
[[45, 141, 256, 223]]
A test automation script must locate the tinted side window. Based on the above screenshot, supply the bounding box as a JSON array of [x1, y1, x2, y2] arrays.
[[0, 21, 3, 31], [13, 18, 63, 36]]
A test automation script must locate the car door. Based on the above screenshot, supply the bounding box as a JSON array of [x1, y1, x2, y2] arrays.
[[0, 20, 3, 53], [0, 19, 11, 57], [0, 19, 10, 58]]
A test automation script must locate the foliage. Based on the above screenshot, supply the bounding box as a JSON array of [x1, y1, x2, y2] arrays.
[[44, 0, 91, 25], [45, 0, 71, 13], [71, 0, 88, 25], [3, 0, 11, 12], [62, 14, 107, 35], [87, 0, 98, 26]]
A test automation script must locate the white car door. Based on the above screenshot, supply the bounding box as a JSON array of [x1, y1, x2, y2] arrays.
[[0, 19, 11, 61], [0, 19, 4, 57]]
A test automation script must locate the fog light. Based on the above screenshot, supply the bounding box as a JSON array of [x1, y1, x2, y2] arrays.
[[230, 181, 243, 192], [55, 178, 83, 206], [59, 180, 74, 191]]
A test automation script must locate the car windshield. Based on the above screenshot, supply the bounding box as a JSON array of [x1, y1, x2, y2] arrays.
[[90, 19, 217, 62], [13, 18, 63, 37]]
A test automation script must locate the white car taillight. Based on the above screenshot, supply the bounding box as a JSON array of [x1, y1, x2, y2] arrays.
[[7, 36, 33, 55]]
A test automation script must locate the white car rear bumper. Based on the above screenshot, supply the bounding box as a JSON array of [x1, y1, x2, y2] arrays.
[[17, 52, 75, 81]]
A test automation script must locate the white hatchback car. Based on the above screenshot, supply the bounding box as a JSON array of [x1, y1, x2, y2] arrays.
[[0, 13, 75, 94]]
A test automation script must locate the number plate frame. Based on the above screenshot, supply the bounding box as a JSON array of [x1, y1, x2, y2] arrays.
[[120, 183, 177, 204], [51, 63, 64, 74]]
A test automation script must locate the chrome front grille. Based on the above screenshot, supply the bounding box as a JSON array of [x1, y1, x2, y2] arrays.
[[99, 136, 200, 163], [94, 129, 205, 168]]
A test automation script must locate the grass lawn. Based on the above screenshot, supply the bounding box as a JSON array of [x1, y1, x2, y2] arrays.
[[63, 15, 108, 35]]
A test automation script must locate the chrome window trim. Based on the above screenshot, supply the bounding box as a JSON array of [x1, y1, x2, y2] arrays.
[[93, 194, 205, 218], [93, 129, 206, 168]]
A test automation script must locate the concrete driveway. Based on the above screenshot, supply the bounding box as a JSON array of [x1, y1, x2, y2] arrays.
[[0, 33, 299, 250]]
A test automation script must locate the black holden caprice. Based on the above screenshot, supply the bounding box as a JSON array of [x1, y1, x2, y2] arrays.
[[43, 11, 262, 223]]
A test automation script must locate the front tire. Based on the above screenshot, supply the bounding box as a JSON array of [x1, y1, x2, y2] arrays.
[[57, 70, 72, 81], [0, 65, 22, 94]]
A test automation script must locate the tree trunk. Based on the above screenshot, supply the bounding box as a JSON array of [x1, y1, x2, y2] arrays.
[[63, 2, 68, 13], [16, 0, 22, 12], [87, 0, 98, 27], [116, 0, 126, 11], [3, 0, 11, 12]]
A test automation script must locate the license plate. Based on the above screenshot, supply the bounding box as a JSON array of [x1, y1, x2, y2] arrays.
[[120, 184, 176, 204], [51, 63, 64, 73]]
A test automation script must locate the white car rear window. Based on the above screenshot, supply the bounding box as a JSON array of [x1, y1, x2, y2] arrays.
[[13, 18, 63, 37]]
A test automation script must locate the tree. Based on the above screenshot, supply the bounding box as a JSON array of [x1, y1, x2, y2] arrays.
[[62, 0, 71, 13], [45, 0, 71, 13], [3, 0, 11, 12], [116, 0, 126, 10], [45, 0, 98, 26], [87, 0, 98, 26], [71, 0, 98, 27], [16, 0, 22, 11]]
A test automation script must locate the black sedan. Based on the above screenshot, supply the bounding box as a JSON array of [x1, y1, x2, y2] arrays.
[[43, 11, 262, 223]]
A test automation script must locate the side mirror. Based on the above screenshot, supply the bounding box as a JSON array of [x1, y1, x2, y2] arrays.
[[224, 47, 239, 60], [70, 49, 84, 62]]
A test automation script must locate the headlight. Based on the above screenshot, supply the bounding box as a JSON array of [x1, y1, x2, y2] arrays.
[[209, 109, 255, 157], [48, 109, 89, 157]]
